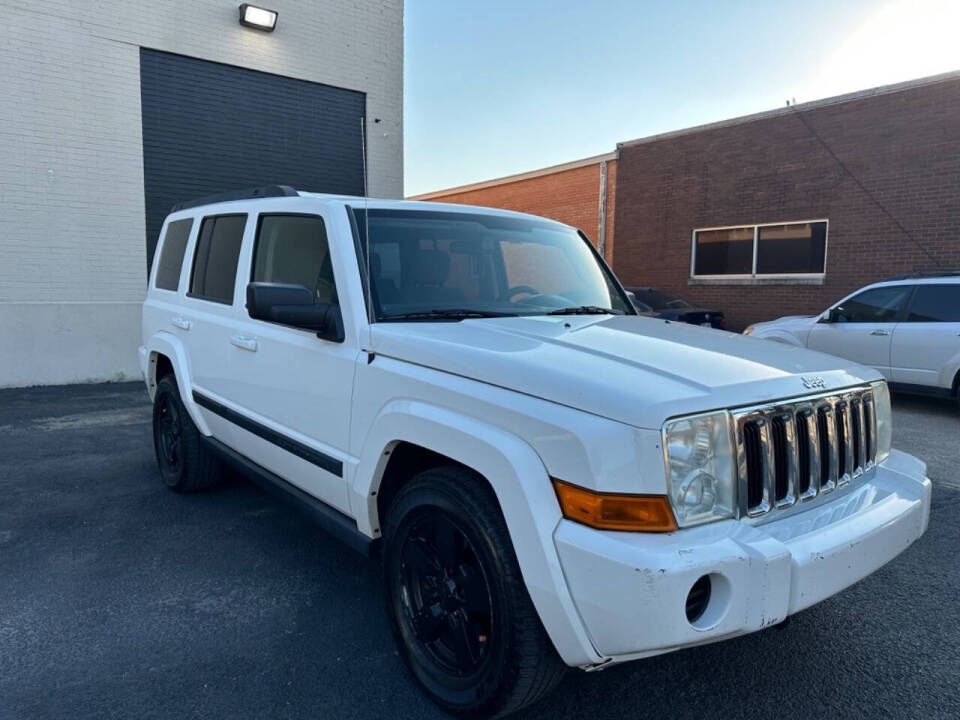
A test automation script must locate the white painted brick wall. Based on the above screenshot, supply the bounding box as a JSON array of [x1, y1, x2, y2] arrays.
[[0, 0, 403, 386]]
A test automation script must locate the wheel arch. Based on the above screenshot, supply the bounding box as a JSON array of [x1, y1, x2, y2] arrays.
[[352, 400, 602, 667], [931, 352, 960, 396], [145, 332, 211, 435], [374, 442, 467, 532]]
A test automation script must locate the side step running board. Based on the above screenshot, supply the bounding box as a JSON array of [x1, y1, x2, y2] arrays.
[[201, 436, 376, 557]]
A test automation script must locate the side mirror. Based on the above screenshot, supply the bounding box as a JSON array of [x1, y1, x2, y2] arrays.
[[625, 291, 637, 304], [246, 283, 345, 342], [821, 307, 841, 323]]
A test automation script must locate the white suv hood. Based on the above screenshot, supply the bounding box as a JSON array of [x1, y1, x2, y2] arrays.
[[371, 315, 881, 429]]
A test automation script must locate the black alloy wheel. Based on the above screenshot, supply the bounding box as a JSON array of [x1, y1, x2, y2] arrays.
[[155, 391, 183, 475], [151, 374, 222, 493], [398, 510, 493, 677], [383, 467, 565, 717]]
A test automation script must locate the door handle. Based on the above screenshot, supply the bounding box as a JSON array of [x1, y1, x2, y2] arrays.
[[230, 335, 258, 352], [171, 316, 191, 331], [870, 329, 890, 336]]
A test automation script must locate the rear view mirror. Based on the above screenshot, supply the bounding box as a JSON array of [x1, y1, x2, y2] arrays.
[[246, 283, 345, 342]]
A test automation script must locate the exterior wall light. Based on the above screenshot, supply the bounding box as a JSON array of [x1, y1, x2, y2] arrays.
[[238, 4, 278, 31]]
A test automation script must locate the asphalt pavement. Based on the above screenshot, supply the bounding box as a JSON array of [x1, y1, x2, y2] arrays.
[[1, 382, 958, 719]]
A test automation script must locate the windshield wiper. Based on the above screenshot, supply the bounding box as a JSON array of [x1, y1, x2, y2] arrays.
[[380, 309, 511, 321], [546, 305, 622, 316]]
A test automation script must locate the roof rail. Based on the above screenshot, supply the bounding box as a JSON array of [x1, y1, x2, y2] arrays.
[[170, 185, 299, 213], [885, 268, 960, 281]]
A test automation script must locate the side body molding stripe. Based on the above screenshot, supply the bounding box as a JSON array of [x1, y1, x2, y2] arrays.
[[192, 390, 344, 477]]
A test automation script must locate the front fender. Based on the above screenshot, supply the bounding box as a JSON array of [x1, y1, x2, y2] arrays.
[[145, 331, 211, 436], [352, 399, 603, 667]]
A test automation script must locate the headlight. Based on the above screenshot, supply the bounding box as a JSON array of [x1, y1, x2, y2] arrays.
[[662, 412, 736, 527], [871, 380, 892, 463]]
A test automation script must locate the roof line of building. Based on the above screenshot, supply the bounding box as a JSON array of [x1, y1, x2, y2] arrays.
[[617, 68, 960, 150], [407, 150, 617, 199], [409, 69, 960, 200]]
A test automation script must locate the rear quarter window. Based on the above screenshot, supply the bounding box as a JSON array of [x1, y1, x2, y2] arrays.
[[189, 214, 247, 304], [154, 218, 193, 291]]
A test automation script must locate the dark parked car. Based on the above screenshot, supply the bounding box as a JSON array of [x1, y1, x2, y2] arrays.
[[625, 287, 726, 329]]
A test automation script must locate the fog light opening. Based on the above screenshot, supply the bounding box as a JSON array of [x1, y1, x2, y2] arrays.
[[686, 572, 732, 630], [685, 575, 711, 624]]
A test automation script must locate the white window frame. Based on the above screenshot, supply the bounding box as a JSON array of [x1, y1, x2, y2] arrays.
[[689, 219, 829, 281]]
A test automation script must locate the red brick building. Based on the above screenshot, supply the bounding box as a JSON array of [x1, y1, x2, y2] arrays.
[[413, 72, 960, 331], [613, 72, 960, 330], [408, 153, 617, 265]]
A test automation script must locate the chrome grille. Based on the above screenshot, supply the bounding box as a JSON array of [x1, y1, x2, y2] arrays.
[[734, 387, 876, 519]]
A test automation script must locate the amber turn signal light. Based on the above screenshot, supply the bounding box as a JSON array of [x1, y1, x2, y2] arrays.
[[552, 479, 677, 532]]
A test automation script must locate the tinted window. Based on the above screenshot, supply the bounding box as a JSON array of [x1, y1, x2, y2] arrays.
[[692, 221, 828, 277], [189, 215, 246, 304], [756, 222, 827, 274], [154, 218, 193, 291], [906, 285, 960, 322], [693, 227, 753, 276], [252, 215, 337, 305], [834, 286, 911, 323]]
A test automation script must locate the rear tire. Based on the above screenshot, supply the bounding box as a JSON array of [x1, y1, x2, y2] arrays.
[[382, 466, 566, 718], [152, 375, 222, 493]]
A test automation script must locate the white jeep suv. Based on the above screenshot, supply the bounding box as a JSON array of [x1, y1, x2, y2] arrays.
[[745, 274, 960, 409], [140, 186, 931, 717]]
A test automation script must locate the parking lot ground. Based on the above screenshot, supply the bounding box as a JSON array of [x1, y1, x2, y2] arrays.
[[1, 382, 958, 720]]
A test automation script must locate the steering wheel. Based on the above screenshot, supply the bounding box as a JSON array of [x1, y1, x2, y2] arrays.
[[507, 285, 541, 301]]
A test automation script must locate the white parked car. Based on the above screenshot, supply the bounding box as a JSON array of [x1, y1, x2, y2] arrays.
[[141, 187, 931, 718], [744, 274, 960, 409]]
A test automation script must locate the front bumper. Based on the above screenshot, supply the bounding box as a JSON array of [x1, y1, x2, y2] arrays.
[[554, 449, 931, 664]]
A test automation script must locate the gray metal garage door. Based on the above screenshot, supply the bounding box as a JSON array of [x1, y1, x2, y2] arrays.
[[139, 49, 366, 270]]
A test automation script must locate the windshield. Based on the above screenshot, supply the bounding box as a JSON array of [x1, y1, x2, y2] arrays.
[[351, 209, 633, 320], [633, 289, 694, 310]]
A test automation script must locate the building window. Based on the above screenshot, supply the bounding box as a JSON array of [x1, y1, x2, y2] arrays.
[[691, 220, 828, 279]]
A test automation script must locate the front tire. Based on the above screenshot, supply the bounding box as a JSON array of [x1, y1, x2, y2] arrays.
[[382, 467, 565, 718], [152, 375, 222, 493]]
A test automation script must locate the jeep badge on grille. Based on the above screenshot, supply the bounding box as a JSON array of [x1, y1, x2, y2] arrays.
[[802, 376, 826, 389]]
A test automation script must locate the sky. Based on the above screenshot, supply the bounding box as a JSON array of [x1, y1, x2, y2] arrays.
[[403, 0, 960, 196]]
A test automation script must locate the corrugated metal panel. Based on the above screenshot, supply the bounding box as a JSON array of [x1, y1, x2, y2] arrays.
[[140, 49, 365, 269]]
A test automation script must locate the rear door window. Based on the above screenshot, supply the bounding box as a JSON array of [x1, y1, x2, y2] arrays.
[[189, 214, 247, 304], [906, 285, 960, 322]]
